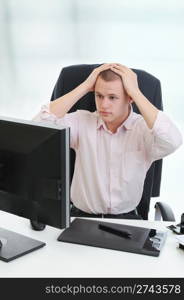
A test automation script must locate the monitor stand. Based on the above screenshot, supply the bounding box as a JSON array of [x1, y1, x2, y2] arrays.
[[0, 227, 46, 262]]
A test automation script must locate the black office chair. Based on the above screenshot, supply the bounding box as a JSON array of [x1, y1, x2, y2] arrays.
[[30, 64, 175, 231], [50, 63, 176, 222]]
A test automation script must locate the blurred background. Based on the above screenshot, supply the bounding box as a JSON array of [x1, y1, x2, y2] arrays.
[[0, 0, 184, 221]]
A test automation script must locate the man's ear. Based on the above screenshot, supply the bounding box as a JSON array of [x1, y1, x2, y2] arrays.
[[124, 90, 133, 103], [127, 95, 133, 103]]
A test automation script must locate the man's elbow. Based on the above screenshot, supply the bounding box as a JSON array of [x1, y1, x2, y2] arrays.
[[170, 131, 183, 153]]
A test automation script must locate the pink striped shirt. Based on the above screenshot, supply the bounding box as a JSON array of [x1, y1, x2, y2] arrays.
[[33, 104, 182, 214]]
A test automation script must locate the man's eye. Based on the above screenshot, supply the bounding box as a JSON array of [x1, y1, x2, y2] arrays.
[[97, 94, 102, 98], [109, 96, 116, 100]]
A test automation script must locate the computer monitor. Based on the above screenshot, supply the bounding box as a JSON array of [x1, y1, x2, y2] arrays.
[[0, 116, 70, 262]]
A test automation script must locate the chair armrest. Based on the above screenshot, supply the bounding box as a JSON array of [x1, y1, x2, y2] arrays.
[[154, 201, 175, 221]]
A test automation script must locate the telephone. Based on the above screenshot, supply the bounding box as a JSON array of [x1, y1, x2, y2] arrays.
[[167, 213, 184, 250]]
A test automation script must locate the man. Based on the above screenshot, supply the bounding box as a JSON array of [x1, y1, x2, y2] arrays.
[[34, 63, 183, 219]]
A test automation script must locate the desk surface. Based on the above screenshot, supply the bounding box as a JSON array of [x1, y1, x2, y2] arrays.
[[0, 211, 184, 278]]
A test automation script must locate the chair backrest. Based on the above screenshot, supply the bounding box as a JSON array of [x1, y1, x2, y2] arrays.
[[50, 64, 163, 219]]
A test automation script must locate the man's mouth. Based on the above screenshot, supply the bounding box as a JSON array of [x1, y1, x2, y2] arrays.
[[99, 111, 111, 115]]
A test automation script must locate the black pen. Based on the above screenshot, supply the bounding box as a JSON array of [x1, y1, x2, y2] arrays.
[[98, 224, 132, 239]]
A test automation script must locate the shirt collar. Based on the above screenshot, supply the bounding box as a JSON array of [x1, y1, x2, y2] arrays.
[[97, 104, 134, 132]]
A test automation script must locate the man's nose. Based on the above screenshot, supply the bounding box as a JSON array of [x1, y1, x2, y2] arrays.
[[101, 98, 110, 109]]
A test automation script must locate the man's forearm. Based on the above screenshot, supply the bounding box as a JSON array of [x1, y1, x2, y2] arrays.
[[50, 82, 89, 118], [131, 90, 159, 129]]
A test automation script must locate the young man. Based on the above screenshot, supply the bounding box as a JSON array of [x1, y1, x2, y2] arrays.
[[34, 63, 183, 219]]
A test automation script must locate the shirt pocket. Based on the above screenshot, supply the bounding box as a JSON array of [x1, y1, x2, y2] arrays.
[[122, 150, 144, 182]]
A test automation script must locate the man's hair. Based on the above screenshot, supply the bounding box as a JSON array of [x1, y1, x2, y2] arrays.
[[98, 68, 128, 96], [98, 69, 121, 82]]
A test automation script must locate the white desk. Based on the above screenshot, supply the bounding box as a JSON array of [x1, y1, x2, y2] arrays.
[[0, 211, 184, 278]]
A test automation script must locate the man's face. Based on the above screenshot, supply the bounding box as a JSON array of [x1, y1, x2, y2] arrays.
[[94, 76, 130, 131]]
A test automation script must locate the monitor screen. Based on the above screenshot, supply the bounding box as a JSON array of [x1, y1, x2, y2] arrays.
[[0, 116, 70, 261]]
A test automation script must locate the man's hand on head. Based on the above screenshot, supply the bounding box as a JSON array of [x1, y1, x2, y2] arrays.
[[83, 63, 117, 92], [110, 64, 141, 101]]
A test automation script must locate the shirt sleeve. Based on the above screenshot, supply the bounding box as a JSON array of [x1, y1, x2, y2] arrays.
[[142, 110, 183, 162], [32, 103, 79, 150]]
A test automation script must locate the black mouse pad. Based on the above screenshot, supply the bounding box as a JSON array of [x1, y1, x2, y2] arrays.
[[58, 218, 167, 257]]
